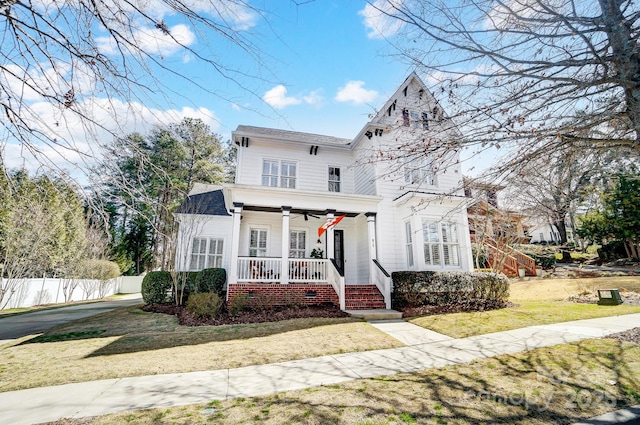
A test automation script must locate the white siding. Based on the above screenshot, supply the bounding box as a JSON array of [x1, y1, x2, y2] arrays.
[[235, 140, 356, 194], [175, 214, 233, 271]]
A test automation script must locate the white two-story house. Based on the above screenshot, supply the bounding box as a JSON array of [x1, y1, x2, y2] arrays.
[[175, 73, 473, 310]]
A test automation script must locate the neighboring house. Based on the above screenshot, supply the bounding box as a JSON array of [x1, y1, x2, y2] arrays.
[[464, 178, 530, 244], [529, 221, 575, 244], [464, 178, 538, 276], [175, 73, 474, 310]]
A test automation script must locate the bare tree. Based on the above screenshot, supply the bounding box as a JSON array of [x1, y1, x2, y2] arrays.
[[363, 0, 640, 173], [1, 0, 273, 188], [505, 146, 604, 244]]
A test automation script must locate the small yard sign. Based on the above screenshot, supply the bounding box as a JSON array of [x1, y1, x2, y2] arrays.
[[597, 289, 623, 306]]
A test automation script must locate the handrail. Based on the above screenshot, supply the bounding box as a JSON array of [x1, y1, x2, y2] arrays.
[[372, 259, 390, 277], [371, 259, 391, 309], [327, 260, 345, 310]]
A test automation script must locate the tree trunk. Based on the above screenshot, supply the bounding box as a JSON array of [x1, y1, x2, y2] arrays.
[[598, 0, 640, 142]]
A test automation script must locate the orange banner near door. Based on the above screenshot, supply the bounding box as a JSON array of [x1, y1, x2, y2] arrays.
[[318, 215, 345, 237]]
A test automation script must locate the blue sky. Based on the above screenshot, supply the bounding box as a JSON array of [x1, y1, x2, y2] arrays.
[[3, 0, 491, 176], [178, 1, 413, 139]]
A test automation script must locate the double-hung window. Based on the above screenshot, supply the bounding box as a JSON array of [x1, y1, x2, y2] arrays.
[[262, 159, 296, 188], [249, 229, 268, 257], [190, 237, 224, 270], [441, 222, 460, 266], [281, 161, 296, 188], [405, 221, 414, 267], [289, 230, 306, 258], [404, 157, 436, 186], [262, 160, 279, 187], [422, 221, 460, 267], [328, 166, 341, 192]]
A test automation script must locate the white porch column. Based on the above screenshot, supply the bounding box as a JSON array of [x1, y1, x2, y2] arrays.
[[365, 212, 378, 261], [281, 206, 291, 284], [326, 209, 335, 260], [412, 208, 426, 269], [229, 202, 243, 291]]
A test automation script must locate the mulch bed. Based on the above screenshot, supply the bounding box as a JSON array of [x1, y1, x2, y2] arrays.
[[605, 327, 640, 344], [142, 303, 348, 326]]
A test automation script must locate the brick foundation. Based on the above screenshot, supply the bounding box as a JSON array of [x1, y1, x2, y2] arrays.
[[227, 283, 339, 307]]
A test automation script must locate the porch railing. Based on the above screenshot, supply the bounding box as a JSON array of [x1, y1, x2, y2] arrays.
[[287, 259, 327, 283], [237, 257, 282, 282], [236, 257, 330, 283]]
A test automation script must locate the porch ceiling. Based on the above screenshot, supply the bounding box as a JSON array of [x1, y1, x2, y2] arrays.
[[242, 205, 360, 217]]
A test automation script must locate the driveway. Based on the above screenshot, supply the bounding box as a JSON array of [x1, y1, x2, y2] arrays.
[[0, 295, 142, 342]]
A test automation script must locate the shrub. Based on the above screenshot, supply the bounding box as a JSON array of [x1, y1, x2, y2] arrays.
[[391, 271, 509, 309], [195, 268, 226, 296], [248, 291, 276, 311], [228, 293, 250, 316], [529, 253, 556, 269], [81, 259, 121, 280], [186, 292, 224, 319], [141, 271, 173, 304]]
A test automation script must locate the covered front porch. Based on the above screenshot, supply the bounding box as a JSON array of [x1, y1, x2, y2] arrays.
[[224, 187, 391, 309]]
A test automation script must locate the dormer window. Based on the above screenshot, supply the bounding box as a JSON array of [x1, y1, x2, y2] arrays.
[[262, 159, 297, 189]]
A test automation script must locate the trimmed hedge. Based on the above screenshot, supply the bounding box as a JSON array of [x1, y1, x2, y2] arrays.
[[195, 268, 226, 296], [391, 271, 509, 309], [141, 271, 173, 304]]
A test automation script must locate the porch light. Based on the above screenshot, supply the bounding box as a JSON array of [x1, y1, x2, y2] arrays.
[[316, 238, 322, 247]]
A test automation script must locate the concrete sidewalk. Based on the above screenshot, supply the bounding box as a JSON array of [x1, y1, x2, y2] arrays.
[[0, 313, 639, 425]]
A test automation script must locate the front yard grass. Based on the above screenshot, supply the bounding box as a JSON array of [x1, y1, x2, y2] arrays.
[[409, 276, 640, 338], [0, 306, 402, 392], [69, 337, 640, 425]]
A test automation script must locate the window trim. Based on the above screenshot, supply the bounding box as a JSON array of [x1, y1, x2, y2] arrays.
[[249, 227, 269, 257], [328, 166, 341, 192], [405, 221, 414, 268], [404, 157, 437, 186], [261, 158, 297, 189], [289, 229, 307, 258], [189, 237, 225, 271], [422, 220, 461, 268]]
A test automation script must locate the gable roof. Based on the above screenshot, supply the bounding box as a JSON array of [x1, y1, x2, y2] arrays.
[[176, 189, 230, 216], [234, 125, 351, 147]]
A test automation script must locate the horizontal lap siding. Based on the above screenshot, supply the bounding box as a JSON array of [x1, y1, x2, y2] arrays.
[[227, 284, 339, 307], [236, 140, 355, 194]]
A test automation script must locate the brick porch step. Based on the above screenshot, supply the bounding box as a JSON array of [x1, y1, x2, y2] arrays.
[[344, 284, 387, 310]]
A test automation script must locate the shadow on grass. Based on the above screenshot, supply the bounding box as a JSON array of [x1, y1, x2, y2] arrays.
[[192, 338, 640, 425], [19, 305, 360, 358]]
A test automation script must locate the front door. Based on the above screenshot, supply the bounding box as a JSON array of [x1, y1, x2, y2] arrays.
[[334, 229, 344, 275]]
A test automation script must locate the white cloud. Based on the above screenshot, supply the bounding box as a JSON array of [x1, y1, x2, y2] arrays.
[[359, 0, 405, 39], [262, 85, 302, 109], [335, 81, 378, 104], [97, 23, 196, 57], [303, 90, 324, 106]]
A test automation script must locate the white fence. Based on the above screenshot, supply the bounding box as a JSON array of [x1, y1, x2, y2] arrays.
[[1, 276, 143, 310]]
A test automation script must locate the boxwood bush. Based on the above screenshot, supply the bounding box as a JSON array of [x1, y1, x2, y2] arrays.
[[391, 271, 509, 309], [195, 268, 226, 296], [141, 271, 173, 304]]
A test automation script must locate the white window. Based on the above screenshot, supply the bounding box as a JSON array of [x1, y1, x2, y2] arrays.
[[405, 221, 414, 267], [262, 159, 296, 188], [328, 166, 341, 192], [422, 221, 460, 267], [404, 157, 436, 186], [281, 161, 296, 188], [249, 229, 268, 257], [441, 222, 460, 266], [190, 237, 224, 271], [423, 221, 441, 266], [262, 160, 279, 187], [289, 230, 306, 258]]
